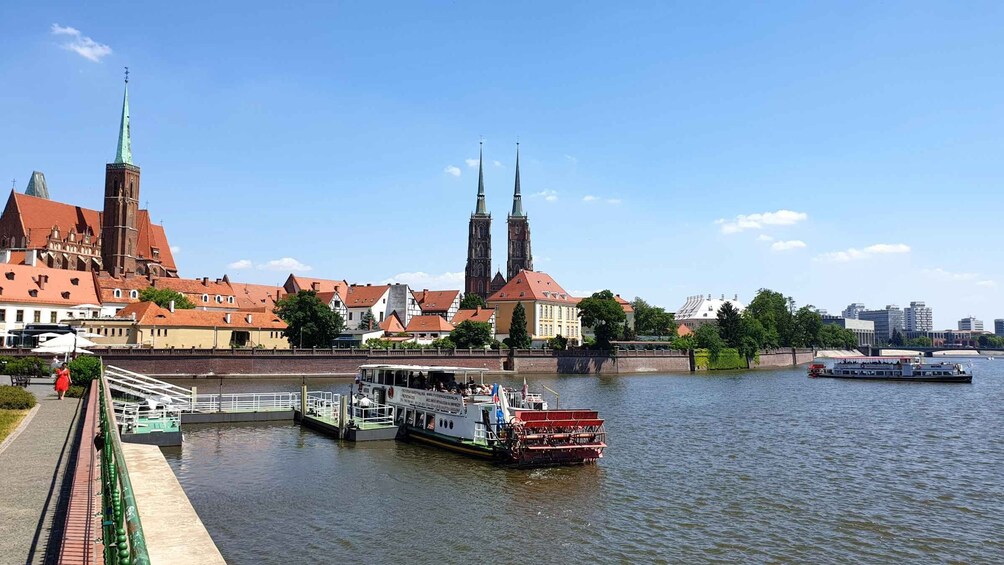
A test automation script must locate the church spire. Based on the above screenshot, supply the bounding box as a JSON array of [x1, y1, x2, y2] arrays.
[[114, 68, 132, 165], [475, 141, 487, 215], [510, 142, 524, 217]]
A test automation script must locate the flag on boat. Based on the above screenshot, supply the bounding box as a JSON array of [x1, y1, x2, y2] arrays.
[[522, 378, 528, 400]]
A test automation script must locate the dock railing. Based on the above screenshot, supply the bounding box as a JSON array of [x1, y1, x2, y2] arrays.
[[304, 391, 339, 422], [191, 391, 300, 413], [350, 401, 396, 427], [98, 369, 151, 565]]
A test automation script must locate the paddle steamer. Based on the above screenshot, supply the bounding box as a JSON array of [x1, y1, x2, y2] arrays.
[[354, 364, 606, 467]]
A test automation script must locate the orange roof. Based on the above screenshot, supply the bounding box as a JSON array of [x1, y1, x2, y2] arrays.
[[405, 315, 454, 333], [0, 263, 99, 306], [231, 281, 285, 311], [3, 191, 176, 273], [285, 275, 349, 297], [452, 307, 495, 325], [95, 274, 237, 306], [614, 294, 634, 313], [379, 312, 405, 333], [487, 270, 577, 304], [344, 284, 390, 308], [677, 323, 693, 336], [115, 301, 286, 329], [417, 290, 460, 312]]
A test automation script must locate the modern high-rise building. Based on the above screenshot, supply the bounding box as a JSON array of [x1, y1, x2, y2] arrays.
[[904, 301, 933, 332], [995, 319, 1004, 336], [859, 305, 904, 342], [958, 317, 983, 332], [842, 303, 866, 319]]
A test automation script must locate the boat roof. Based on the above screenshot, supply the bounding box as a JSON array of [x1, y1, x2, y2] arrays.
[[358, 364, 489, 373]]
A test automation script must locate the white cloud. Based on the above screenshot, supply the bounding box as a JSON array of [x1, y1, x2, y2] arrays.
[[815, 243, 911, 262], [465, 158, 479, 168], [444, 165, 461, 177], [976, 280, 997, 288], [170, 245, 181, 254], [607, 198, 622, 205], [51, 23, 112, 62], [770, 240, 807, 251], [257, 257, 312, 272], [582, 195, 598, 202], [530, 190, 558, 202], [227, 259, 253, 270], [493, 160, 503, 168], [922, 267, 979, 282], [715, 209, 808, 234], [382, 271, 465, 289], [757, 234, 774, 242]]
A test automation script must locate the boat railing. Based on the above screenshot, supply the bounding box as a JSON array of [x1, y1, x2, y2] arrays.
[[351, 401, 395, 427], [305, 391, 339, 422]]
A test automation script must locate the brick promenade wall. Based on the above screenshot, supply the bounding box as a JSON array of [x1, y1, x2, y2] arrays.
[[754, 348, 816, 368], [511, 350, 692, 374]]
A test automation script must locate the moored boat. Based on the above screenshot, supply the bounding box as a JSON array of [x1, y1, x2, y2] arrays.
[[354, 364, 606, 467], [808, 356, 972, 383]]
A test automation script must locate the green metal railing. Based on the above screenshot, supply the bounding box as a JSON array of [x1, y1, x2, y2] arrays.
[[98, 369, 151, 565]]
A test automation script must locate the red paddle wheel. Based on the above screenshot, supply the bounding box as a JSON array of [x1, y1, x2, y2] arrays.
[[502, 409, 607, 467]]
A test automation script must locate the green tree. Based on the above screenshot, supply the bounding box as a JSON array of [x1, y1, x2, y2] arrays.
[[745, 289, 790, 348], [694, 323, 725, 362], [818, 324, 858, 349], [450, 320, 493, 349], [460, 293, 488, 310], [430, 336, 456, 349], [578, 290, 627, 349], [792, 306, 823, 348], [716, 302, 743, 348], [906, 336, 933, 348], [547, 335, 568, 350], [273, 290, 345, 348], [739, 313, 769, 359], [67, 356, 102, 384], [632, 298, 676, 338], [138, 287, 195, 309], [671, 333, 696, 351], [357, 311, 377, 330], [890, 328, 905, 347], [508, 302, 532, 349], [621, 320, 637, 341]]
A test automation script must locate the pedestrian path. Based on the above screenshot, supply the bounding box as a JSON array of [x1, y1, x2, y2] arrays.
[[0, 383, 83, 565]]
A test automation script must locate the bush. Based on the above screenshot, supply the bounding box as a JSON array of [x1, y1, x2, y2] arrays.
[[546, 335, 568, 351], [0, 385, 37, 409], [7, 357, 48, 377], [67, 356, 102, 384], [430, 337, 455, 349], [64, 385, 87, 398]]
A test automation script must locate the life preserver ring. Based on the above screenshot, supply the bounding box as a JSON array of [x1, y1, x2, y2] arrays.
[[388, 386, 395, 399]]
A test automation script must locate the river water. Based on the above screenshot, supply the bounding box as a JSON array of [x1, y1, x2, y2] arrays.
[[162, 360, 1004, 564]]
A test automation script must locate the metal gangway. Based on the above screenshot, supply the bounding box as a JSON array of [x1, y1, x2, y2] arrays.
[[104, 365, 195, 411]]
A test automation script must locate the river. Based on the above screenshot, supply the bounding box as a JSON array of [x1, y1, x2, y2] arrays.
[[162, 359, 1004, 563]]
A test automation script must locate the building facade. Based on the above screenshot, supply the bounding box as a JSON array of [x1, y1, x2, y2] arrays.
[[464, 143, 492, 299], [904, 301, 933, 332], [995, 319, 1004, 336], [506, 144, 532, 281], [821, 315, 875, 347], [958, 317, 983, 332], [842, 303, 866, 319], [675, 294, 746, 329], [859, 305, 904, 342], [0, 264, 102, 346], [488, 270, 581, 345]]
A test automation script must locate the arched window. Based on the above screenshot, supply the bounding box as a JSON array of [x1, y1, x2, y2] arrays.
[[202, 294, 209, 302], [113, 289, 122, 299], [129, 290, 139, 299], [227, 296, 234, 304]]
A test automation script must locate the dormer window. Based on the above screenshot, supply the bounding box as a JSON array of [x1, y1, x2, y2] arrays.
[[113, 289, 122, 299], [70, 278, 79, 286], [216, 295, 223, 303], [129, 290, 139, 299], [202, 294, 209, 302], [62, 291, 70, 299], [28, 289, 38, 297], [227, 296, 234, 304], [5, 272, 13, 280]]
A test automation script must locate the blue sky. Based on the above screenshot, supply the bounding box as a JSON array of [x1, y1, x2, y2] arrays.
[[1, 1, 1002, 328]]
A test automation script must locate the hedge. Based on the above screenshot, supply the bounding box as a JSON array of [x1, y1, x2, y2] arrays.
[[0, 356, 50, 377], [0, 385, 37, 409], [67, 357, 102, 384], [694, 348, 749, 371]]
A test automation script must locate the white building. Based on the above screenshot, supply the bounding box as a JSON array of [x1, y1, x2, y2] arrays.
[[0, 264, 102, 346], [675, 294, 746, 329], [904, 301, 933, 332], [958, 317, 983, 332]]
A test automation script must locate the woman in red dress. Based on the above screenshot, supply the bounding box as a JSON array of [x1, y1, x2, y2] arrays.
[[54, 363, 71, 400]]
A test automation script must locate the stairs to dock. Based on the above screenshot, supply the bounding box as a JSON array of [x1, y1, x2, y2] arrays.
[[104, 365, 194, 411]]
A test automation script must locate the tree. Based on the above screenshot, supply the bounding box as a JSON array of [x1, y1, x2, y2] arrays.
[[632, 298, 676, 338], [578, 290, 627, 349], [891, 328, 905, 347], [818, 324, 858, 349], [716, 302, 743, 348], [430, 336, 456, 349], [460, 293, 487, 310], [671, 333, 696, 351], [273, 290, 345, 348], [621, 320, 637, 341], [906, 336, 933, 348], [507, 302, 532, 349], [694, 323, 724, 362], [739, 312, 769, 359], [745, 289, 789, 348], [450, 321, 493, 349], [792, 306, 823, 348], [139, 287, 194, 309], [357, 311, 377, 330], [547, 335, 568, 350]]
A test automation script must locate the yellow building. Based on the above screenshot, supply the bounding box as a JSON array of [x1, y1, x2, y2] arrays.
[[74, 301, 289, 349], [487, 270, 581, 345]]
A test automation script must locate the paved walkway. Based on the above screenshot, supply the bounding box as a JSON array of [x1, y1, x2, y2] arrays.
[[0, 383, 84, 565]]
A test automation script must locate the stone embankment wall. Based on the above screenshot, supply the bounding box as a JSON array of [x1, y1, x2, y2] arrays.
[[0, 347, 817, 376]]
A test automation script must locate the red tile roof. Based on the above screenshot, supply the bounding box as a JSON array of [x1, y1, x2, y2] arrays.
[[452, 307, 495, 325], [285, 275, 349, 297], [379, 312, 405, 333], [615, 294, 634, 313], [487, 270, 577, 304], [416, 290, 460, 313], [677, 323, 693, 336], [115, 301, 286, 329], [231, 281, 285, 311], [405, 315, 454, 333], [0, 264, 99, 306], [95, 274, 237, 306], [344, 284, 390, 308]]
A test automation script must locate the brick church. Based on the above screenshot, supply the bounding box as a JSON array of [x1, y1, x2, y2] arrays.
[[464, 142, 532, 299], [0, 76, 178, 278]]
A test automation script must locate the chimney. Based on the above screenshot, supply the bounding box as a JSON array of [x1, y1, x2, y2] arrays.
[[202, 277, 209, 286], [38, 274, 47, 290], [25, 250, 36, 266], [311, 282, 320, 291], [734, 294, 738, 301], [246, 313, 253, 324], [225, 313, 231, 324], [0, 250, 9, 264], [169, 300, 175, 313]]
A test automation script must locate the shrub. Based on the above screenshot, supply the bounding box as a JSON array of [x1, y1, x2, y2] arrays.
[[64, 385, 87, 399], [7, 357, 48, 377], [430, 337, 455, 349], [0, 385, 37, 409], [67, 356, 102, 384], [547, 335, 568, 350]]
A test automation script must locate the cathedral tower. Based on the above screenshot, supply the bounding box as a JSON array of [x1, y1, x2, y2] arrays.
[[506, 143, 532, 280], [101, 74, 141, 276], [465, 143, 492, 298]]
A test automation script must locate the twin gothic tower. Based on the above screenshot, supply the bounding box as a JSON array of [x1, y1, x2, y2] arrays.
[[465, 142, 533, 299]]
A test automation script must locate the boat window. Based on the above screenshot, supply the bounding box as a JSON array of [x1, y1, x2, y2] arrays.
[[395, 371, 407, 386]]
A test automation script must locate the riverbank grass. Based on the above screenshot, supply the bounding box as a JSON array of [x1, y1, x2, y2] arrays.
[[0, 409, 29, 443]]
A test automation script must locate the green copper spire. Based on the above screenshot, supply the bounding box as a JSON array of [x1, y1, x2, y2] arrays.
[[510, 143, 524, 217], [475, 141, 487, 215], [114, 69, 132, 165]]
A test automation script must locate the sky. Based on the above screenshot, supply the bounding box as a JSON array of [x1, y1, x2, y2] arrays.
[[1, 1, 1002, 328]]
